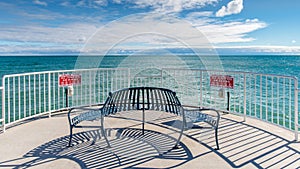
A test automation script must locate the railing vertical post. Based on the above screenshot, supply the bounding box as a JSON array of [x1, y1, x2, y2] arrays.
[[244, 73, 247, 122], [2, 77, 6, 132], [160, 69, 163, 88], [294, 79, 298, 141], [48, 73, 51, 118], [128, 68, 131, 88], [200, 70, 203, 107], [89, 70, 92, 106]]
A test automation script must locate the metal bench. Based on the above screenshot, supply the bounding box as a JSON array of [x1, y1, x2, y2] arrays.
[[68, 87, 220, 150]]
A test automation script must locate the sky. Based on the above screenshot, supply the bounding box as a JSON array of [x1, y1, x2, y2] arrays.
[[0, 0, 300, 55]]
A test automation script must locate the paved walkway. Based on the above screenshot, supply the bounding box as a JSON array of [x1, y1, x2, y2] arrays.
[[0, 112, 299, 168]]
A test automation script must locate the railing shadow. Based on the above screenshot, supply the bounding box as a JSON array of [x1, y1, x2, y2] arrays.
[[134, 113, 299, 168], [185, 114, 300, 168]]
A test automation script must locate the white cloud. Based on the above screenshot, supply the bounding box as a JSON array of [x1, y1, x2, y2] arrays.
[[60, 1, 70, 7], [94, 0, 108, 6], [75, 0, 108, 8], [0, 13, 268, 54], [114, 0, 218, 13], [217, 45, 300, 54], [113, 0, 122, 4], [216, 0, 243, 17], [71, 14, 221, 55], [0, 23, 98, 48], [76, 0, 85, 7], [0, 25, 96, 55], [16, 8, 103, 24], [187, 11, 214, 18], [187, 17, 267, 43], [0, 1, 271, 55], [33, 0, 47, 6], [58, 0, 218, 12], [292, 40, 296, 43]]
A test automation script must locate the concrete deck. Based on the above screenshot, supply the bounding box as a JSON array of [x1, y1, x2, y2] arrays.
[[0, 111, 299, 168]]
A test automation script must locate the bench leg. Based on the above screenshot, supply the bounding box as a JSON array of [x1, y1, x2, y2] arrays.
[[215, 128, 219, 150], [173, 114, 186, 149], [68, 125, 73, 147], [142, 109, 145, 135], [101, 116, 111, 148]]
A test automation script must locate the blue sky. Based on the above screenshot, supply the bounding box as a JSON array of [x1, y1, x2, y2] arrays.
[[0, 0, 299, 55]]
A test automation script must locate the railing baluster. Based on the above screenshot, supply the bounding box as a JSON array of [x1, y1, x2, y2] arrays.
[[102, 70, 104, 102], [52, 73, 55, 111], [80, 71, 83, 106], [8, 78, 10, 123], [24, 76, 26, 118], [89, 70, 92, 106], [200, 71, 203, 107], [271, 76, 274, 123], [13, 77, 15, 122], [106, 70, 109, 93], [294, 80, 298, 140], [248, 74, 252, 116], [277, 77, 280, 125], [289, 78, 292, 129], [57, 73, 60, 110], [260, 75, 262, 119], [18, 76, 20, 120], [266, 75, 268, 121], [29, 75, 31, 117], [254, 75, 257, 117], [283, 78, 286, 127], [44, 74, 46, 113], [2, 78, 6, 132], [48, 73, 51, 117], [34, 74, 36, 115], [39, 74, 41, 114], [244, 73, 247, 121]]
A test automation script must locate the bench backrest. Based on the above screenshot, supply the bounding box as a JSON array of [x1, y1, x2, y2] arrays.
[[101, 87, 183, 116]]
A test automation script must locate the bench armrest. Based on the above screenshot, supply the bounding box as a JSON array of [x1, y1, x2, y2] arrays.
[[68, 107, 103, 127], [184, 108, 220, 129]]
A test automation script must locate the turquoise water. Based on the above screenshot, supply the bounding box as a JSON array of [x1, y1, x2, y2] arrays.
[[0, 55, 299, 80], [0, 56, 77, 78]]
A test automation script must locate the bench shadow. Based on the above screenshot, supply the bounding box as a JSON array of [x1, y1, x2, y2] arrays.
[[5, 128, 193, 168], [1, 114, 298, 168]]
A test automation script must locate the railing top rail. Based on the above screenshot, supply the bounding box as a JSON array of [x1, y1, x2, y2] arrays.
[[2, 68, 129, 79], [1, 67, 298, 82], [162, 68, 299, 81]]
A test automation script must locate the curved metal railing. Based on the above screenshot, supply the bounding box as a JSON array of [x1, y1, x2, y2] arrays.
[[0, 68, 299, 140]]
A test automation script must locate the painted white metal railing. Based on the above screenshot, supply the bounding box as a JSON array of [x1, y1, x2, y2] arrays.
[[1, 68, 130, 131], [0, 86, 3, 130], [0, 68, 299, 140], [160, 69, 299, 140]]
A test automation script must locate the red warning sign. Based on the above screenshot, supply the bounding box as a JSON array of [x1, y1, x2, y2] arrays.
[[59, 74, 81, 87], [210, 75, 234, 89]]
